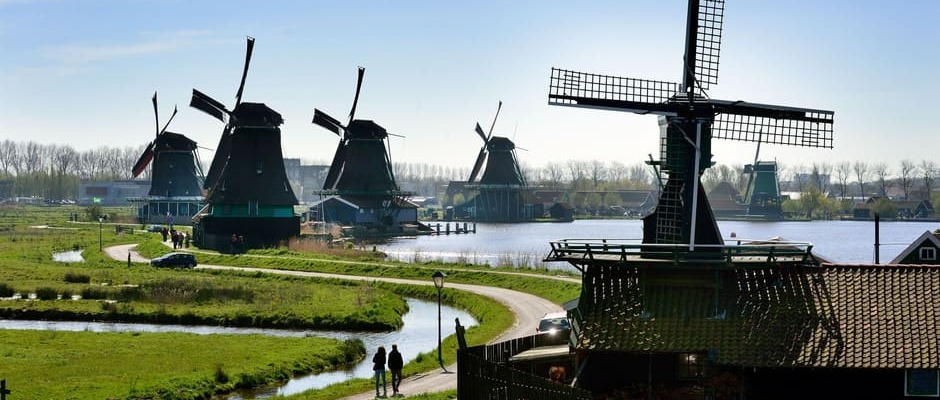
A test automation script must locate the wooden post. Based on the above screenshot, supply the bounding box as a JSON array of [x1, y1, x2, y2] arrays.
[[1, 379, 11, 400]]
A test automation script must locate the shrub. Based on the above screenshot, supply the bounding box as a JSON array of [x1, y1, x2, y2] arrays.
[[35, 287, 59, 300], [0, 282, 14, 297], [64, 272, 91, 284], [80, 287, 110, 300]]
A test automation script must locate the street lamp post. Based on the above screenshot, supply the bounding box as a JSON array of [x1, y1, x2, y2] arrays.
[[432, 270, 447, 371], [98, 216, 103, 251]]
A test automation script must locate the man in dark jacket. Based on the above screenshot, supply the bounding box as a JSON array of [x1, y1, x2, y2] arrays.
[[388, 344, 404, 396]]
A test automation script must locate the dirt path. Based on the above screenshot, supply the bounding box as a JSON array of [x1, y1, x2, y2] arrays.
[[105, 244, 569, 399]]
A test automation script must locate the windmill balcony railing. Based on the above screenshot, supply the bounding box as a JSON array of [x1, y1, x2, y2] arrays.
[[545, 238, 817, 266]]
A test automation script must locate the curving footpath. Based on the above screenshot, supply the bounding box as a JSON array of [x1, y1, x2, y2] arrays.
[[104, 244, 570, 399]]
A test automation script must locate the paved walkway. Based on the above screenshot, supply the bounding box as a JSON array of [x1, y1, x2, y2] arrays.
[[104, 244, 572, 399]]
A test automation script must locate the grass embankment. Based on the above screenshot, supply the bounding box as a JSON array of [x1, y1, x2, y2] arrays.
[[0, 205, 581, 399], [0, 329, 364, 399]]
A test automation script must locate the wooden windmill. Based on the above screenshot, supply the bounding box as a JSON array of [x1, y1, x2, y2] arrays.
[[188, 36, 299, 250], [741, 133, 783, 219], [460, 101, 531, 222], [468, 101, 527, 187], [129, 91, 205, 225], [312, 67, 400, 194], [311, 67, 417, 229], [548, 0, 833, 250], [132, 92, 204, 195]]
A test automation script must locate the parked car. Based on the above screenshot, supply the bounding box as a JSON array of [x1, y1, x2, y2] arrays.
[[146, 224, 164, 232], [150, 252, 197, 268], [537, 311, 570, 335]]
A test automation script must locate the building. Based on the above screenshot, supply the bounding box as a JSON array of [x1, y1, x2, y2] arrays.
[[78, 180, 150, 206], [890, 229, 940, 264]]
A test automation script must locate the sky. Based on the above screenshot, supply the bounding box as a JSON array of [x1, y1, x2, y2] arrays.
[[1, 0, 938, 173]]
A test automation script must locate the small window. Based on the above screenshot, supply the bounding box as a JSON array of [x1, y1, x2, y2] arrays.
[[920, 247, 936, 261], [677, 353, 706, 380], [906, 369, 939, 397]]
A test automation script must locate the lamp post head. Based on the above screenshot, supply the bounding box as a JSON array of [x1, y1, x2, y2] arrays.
[[98, 216, 103, 223], [432, 270, 446, 289]]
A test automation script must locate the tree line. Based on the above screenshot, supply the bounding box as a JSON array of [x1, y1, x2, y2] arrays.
[[1, 139, 936, 209]]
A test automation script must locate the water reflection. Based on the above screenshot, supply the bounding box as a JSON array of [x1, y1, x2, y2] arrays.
[[0, 298, 476, 398]]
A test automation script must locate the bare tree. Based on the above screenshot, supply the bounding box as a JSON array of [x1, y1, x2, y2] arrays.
[[898, 159, 916, 200], [627, 162, 651, 187], [922, 159, 936, 202], [873, 162, 890, 197], [852, 161, 869, 197], [566, 160, 588, 190], [790, 164, 807, 193], [607, 161, 627, 183], [588, 160, 606, 188], [0, 140, 16, 176], [542, 162, 565, 189], [835, 161, 850, 200]]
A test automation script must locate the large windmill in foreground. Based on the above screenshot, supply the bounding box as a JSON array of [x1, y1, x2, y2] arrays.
[[455, 101, 534, 222], [128, 91, 205, 225], [309, 67, 419, 231], [549, 0, 832, 249], [188, 36, 299, 250], [537, 0, 839, 396]]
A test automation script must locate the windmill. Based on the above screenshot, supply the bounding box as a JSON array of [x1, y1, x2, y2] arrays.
[[548, 0, 833, 249], [741, 132, 783, 219], [457, 101, 532, 222], [129, 91, 204, 225], [310, 67, 417, 229], [468, 101, 527, 187], [188, 36, 299, 250]]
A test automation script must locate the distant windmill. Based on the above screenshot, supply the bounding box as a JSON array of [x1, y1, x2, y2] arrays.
[[312, 66, 400, 194], [468, 101, 527, 187], [741, 132, 783, 219], [128, 91, 204, 225], [548, 0, 833, 249], [132, 91, 204, 198], [310, 67, 417, 229], [455, 101, 531, 222], [188, 36, 299, 250]]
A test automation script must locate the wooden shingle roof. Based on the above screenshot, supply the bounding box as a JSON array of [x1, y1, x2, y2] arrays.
[[576, 263, 940, 369]]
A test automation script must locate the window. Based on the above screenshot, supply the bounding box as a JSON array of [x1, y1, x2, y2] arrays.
[[906, 369, 939, 397], [920, 247, 936, 261], [677, 353, 706, 380]]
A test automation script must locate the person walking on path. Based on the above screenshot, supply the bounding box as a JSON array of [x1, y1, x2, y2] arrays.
[[372, 346, 388, 398], [388, 344, 404, 397]]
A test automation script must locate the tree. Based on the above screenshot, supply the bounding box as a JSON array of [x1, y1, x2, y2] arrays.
[[898, 159, 916, 200], [870, 198, 897, 219], [873, 163, 890, 197], [588, 160, 606, 189], [852, 161, 869, 197], [835, 161, 850, 200], [920, 159, 936, 202]]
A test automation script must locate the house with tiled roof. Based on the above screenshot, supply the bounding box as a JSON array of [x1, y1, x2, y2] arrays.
[[533, 241, 940, 399], [707, 181, 747, 218], [458, 240, 940, 399], [891, 230, 940, 264], [853, 197, 935, 219]]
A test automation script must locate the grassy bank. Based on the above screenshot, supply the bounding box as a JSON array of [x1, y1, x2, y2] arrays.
[[0, 205, 580, 398], [0, 329, 364, 399]]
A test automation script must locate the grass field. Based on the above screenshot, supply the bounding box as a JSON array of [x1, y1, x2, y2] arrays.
[[0, 205, 580, 399]]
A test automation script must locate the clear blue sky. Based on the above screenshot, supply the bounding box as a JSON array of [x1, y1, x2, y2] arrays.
[[1, 0, 937, 172]]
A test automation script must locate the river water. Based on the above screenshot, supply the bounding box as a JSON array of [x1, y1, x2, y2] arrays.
[[0, 298, 477, 398], [378, 219, 940, 268]]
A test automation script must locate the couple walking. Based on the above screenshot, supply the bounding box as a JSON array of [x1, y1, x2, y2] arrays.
[[372, 344, 404, 398]]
